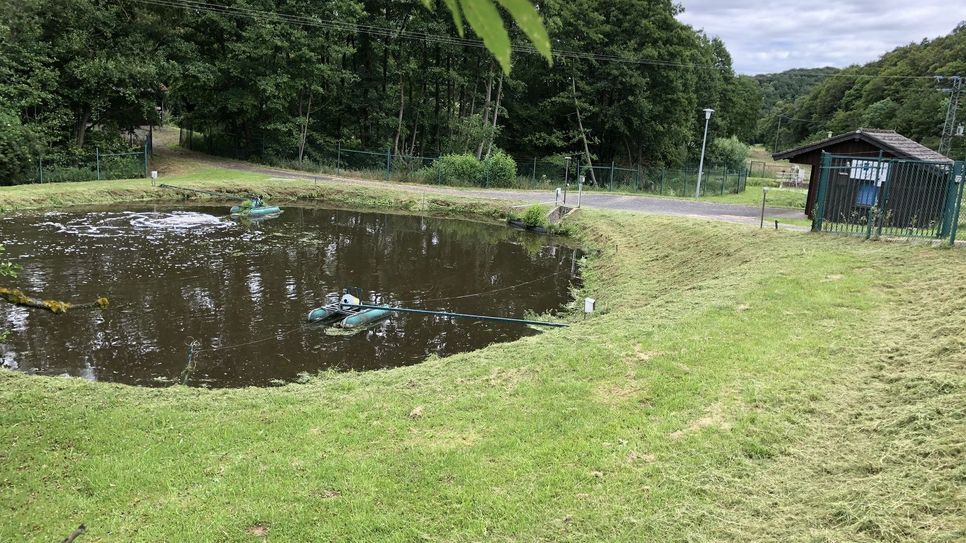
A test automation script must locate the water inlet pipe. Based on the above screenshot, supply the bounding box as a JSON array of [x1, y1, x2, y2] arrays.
[[344, 303, 568, 328]]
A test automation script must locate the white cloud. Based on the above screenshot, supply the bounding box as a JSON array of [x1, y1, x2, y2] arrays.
[[676, 0, 966, 74]]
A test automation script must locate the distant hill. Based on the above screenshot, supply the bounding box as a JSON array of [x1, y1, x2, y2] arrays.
[[760, 22, 966, 157], [754, 67, 841, 113]]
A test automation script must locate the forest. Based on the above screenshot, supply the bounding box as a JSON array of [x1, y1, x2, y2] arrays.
[[0, 0, 762, 184], [757, 23, 966, 156]]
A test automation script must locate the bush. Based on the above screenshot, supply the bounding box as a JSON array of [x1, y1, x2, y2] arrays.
[[709, 136, 750, 171], [0, 112, 40, 185], [482, 150, 517, 187], [522, 205, 547, 228], [430, 153, 483, 185]]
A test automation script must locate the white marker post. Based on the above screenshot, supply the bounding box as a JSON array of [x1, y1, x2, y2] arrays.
[[150, 170, 158, 187], [577, 175, 585, 208], [584, 297, 595, 319]]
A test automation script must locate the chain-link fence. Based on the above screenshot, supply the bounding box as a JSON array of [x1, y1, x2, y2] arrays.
[[176, 128, 749, 197], [507, 158, 747, 196], [746, 160, 808, 180], [32, 144, 150, 183]]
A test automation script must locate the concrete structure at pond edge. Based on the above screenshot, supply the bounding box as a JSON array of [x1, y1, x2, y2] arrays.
[[774, 129, 951, 216]]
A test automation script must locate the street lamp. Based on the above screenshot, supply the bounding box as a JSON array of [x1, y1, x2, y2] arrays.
[[695, 108, 714, 199]]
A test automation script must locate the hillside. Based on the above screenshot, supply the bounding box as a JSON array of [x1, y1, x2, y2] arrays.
[[754, 67, 841, 114], [762, 22, 966, 155]]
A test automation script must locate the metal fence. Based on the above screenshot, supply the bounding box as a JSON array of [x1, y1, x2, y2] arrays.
[[33, 144, 150, 183], [746, 160, 808, 180], [176, 128, 749, 196], [812, 153, 965, 244]]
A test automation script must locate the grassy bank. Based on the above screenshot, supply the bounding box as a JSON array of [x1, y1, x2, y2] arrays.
[[0, 176, 963, 541], [0, 168, 513, 224]]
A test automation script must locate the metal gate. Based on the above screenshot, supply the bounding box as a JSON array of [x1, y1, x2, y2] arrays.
[[812, 153, 965, 244]]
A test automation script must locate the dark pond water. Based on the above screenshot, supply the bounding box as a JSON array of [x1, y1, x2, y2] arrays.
[[0, 205, 579, 387]]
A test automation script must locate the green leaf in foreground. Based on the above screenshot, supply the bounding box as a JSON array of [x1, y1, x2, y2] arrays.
[[495, 0, 551, 63], [442, 0, 464, 36], [459, 0, 512, 73]]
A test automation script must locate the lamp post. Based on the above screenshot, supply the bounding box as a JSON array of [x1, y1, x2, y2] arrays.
[[563, 156, 572, 204], [695, 108, 714, 199]]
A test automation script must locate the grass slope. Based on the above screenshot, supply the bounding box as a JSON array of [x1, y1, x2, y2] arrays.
[[0, 169, 510, 224], [0, 175, 963, 541]]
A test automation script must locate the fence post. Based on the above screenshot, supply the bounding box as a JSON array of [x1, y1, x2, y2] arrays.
[[337, 141, 342, 174], [143, 142, 149, 177], [721, 169, 726, 195], [609, 161, 615, 190], [940, 161, 962, 240], [39, 157, 44, 183], [660, 168, 665, 195], [948, 161, 965, 245], [386, 147, 391, 179], [813, 152, 832, 232], [95, 147, 101, 180]]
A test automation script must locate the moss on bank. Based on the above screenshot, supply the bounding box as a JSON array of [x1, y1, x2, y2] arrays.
[[0, 172, 963, 541]]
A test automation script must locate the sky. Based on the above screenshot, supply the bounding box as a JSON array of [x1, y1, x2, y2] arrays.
[[676, 0, 966, 75]]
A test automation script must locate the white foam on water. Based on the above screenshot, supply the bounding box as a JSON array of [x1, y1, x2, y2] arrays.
[[41, 211, 234, 238]]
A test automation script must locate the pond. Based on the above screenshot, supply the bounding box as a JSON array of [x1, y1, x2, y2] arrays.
[[0, 205, 579, 387]]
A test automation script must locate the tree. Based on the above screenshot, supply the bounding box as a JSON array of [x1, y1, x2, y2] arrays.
[[757, 23, 966, 156]]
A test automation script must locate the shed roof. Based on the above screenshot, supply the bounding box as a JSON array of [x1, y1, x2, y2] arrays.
[[773, 129, 951, 163]]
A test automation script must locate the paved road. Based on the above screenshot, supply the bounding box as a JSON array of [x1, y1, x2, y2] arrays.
[[186, 153, 808, 227]]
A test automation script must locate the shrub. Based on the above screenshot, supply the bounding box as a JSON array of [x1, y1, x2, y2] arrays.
[[431, 153, 483, 185], [522, 205, 547, 228], [709, 136, 750, 171], [482, 150, 517, 187], [0, 112, 40, 185]]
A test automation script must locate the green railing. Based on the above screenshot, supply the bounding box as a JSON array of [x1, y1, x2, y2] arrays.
[[812, 152, 965, 244]]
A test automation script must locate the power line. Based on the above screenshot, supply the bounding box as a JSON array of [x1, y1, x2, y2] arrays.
[[129, 0, 954, 79]]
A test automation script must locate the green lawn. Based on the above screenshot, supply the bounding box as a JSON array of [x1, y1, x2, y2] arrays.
[[0, 171, 963, 541], [702, 183, 808, 210]]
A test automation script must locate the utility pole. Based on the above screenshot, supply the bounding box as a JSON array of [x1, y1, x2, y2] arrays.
[[773, 115, 783, 152], [939, 75, 963, 158]]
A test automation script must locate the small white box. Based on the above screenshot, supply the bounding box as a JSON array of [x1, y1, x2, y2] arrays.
[[584, 297, 596, 314]]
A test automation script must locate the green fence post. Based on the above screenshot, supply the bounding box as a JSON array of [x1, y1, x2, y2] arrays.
[[609, 161, 615, 190], [813, 152, 832, 232], [386, 147, 391, 180], [143, 142, 149, 177], [95, 147, 101, 180], [337, 141, 342, 174], [531, 157, 537, 184], [721, 169, 726, 195], [39, 157, 44, 183], [948, 162, 964, 245], [660, 168, 665, 195]]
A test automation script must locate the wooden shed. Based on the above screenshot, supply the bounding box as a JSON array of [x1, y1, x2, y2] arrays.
[[773, 129, 951, 216]]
